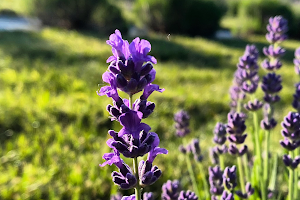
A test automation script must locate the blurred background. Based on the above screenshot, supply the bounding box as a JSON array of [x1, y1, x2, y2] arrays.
[[1, 0, 300, 199]]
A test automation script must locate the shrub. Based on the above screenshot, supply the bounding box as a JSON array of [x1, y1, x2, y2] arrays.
[[134, 0, 226, 37], [33, 0, 127, 31], [235, 0, 298, 37]]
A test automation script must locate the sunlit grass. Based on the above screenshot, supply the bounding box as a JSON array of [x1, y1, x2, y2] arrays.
[[1, 28, 300, 199]]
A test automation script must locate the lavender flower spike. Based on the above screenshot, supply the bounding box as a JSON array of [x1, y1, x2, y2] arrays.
[[178, 190, 198, 200], [174, 110, 191, 137], [161, 180, 181, 200], [143, 192, 154, 200]]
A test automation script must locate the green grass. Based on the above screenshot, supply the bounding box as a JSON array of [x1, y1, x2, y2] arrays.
[[0, 28, 299, 199]]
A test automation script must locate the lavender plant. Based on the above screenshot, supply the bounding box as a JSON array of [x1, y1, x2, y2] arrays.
[[98, 29, 167, 200]]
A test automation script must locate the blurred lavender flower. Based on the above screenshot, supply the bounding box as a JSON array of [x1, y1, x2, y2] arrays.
[[229, 85, 246, 110], [235, 44, 260, 94], [292, 84, 300, 112], [226, 113, 248, 156], [223, 166, 237, 191], [213, 122, 227, 145], [260, 103, 277, 130], [179, 139, 203, 162], [244, 99, 263, 112], [209, 165, 224, 198], [261, 73, 282, 104], [294, 47, 300, 75], [283, 155, 300, 169], [280, 112, 300, 169], [178, 190, 198, 200], [111, 193, 123, 200], [121, 195, 135, 200], [220, 191, 234, 200], [161, 180, 181, 200], [266, 16, 288, 44], [143, 192, 154, 200], [174, 110, 190, 137]]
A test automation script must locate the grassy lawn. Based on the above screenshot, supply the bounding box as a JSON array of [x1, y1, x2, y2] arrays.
[[0, 28, 299, 199]]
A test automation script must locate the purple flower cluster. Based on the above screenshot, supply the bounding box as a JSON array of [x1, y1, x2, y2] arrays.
[[265, 16, 288, 44], [180, 138, 203, 162], [226, 113, 248, 157], [280, 112, 300, 169], [99, 30, 167, 192], [294, 47, 300, 75], [174, 110, 191, 137], [161, 180, 181, 200], [210, 123, 228, 164], [230, 45, 260, 111], [209, 166, 224, 199], [161, 180, 198, 200]]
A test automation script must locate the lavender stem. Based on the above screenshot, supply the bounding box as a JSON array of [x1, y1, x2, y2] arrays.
[[289, 151, 295, 200], [183, 138, 200, 197], [133, 157, 141, 200], [237, 156, 246, 194], [263, 130, 270, 185]]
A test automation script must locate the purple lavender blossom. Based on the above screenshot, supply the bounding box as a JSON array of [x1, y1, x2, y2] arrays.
[[244, 99, 263, 112], [229, 85, 246, 109], [261, 73, 282, 104], [143, 192, 154, 200], [213, 123, 227, 145], [161, 180, 181, 200], [223, 166, 237, 192], [138, 147, 167, 186], [121, 195, 135, 200], [174, 110, 190, 137], [178, 190, 198, 200], [99, 30, 163, 96], [292, 84, 300, 111], [100, 152, 137, 189], [111, 193, 123, 200], [220, 191, 234, 200], [294, 47, 300, 75], [209, 166, 224, 198], [266, 16, 288, 44], [187, 139, 203, 162], [99, 29, 167, 197], [226, 113, 248, 156], [283, 155, 300, 169], [235, 182, 255, 199]]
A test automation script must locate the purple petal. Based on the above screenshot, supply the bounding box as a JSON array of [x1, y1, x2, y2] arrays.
[[147, 147, 168, 163]]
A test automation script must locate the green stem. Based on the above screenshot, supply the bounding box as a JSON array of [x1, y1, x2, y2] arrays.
[[237, 156, 246, 194], [263, 130, 270, 186], [289, 151, 295, 200], [129, 95, 133, 109], [219, 154, 225, 171], [184, 139, 199, 197], [197, 162, 210, 199], [243, 154, 250, 182], [133, 157, 141, 200], [294, 149, 299, 200]]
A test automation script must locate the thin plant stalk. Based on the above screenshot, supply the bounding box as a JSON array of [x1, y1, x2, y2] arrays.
[[197, 162, 210, 199], [289, 151, 295, 200], [237, 156, 246, 194], [263, 130, 270, 184], [133, 157, 141, 200], [183, 139, 199, 197], [294, 149, 299, 199], [219, 154, 225, 170], [243, 155, 251, 182]]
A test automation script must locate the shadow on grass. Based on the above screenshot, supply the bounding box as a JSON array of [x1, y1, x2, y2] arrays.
[[214, 37, 296, 64], [0, 31, 108, 66]]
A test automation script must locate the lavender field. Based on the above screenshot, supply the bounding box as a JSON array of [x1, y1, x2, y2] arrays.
[[2, 1, 300, 199]]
